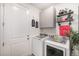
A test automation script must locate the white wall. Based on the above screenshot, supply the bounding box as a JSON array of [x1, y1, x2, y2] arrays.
[[28, 5, 40, 37], [40, 28, 56, 35], [20, 4, 41, 37]]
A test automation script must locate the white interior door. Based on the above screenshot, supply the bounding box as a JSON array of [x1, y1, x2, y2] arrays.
[[2, 3, 29, 56]]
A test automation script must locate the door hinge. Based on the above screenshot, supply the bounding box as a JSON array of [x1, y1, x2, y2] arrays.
[[2, 22, 5, 27], [2, 42, 4, 47]]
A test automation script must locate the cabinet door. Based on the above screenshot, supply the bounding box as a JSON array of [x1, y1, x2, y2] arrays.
[[32, 37, 43, 56], [40, 6, 54, 28], [37, 39, 43, 56], [32, 37, 37, 55], [1, 4, 29, 56]]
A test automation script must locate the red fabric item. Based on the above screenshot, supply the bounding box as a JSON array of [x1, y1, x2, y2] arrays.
[[59, 25, 71, 36]]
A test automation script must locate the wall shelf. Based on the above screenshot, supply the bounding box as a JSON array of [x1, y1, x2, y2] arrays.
[[57, 12, 73, 17]]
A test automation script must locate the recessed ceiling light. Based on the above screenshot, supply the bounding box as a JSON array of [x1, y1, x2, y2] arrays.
[[13, 6, 19, 10], [26, 10, 29, 15]]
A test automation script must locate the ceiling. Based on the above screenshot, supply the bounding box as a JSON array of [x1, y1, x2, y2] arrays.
[[30, 3, 58, 10]]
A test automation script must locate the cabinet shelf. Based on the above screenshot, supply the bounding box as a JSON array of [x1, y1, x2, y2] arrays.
[[57, 20, 73, 23]]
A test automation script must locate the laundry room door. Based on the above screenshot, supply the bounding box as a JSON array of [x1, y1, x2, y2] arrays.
[[2, 3, 30, 56]]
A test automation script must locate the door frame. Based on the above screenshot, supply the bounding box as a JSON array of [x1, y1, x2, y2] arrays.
[[0, 3, 5, 56]]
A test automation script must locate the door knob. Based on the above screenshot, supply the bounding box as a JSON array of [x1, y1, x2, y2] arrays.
[[27, 35, 29, 37], [27, 38, 29, 40]]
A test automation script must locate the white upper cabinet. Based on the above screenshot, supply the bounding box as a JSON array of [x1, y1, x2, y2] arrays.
[[40, 6, 56, 28]]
